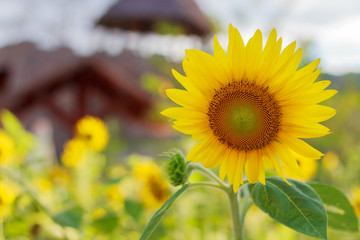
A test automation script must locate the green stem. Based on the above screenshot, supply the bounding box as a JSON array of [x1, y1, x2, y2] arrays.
[[191, 182, 228, 192], [187, 163, 249, 239], [238, 184, 252, 231], [189, 164, 228, 188], [227, 190, 244, 240]]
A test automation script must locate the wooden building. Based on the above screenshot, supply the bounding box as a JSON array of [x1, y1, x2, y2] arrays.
[[0, 42, 170, 153], [97, 0, 211, 37]]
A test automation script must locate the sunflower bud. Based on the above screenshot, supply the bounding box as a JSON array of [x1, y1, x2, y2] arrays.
[[165, 150, 188, 186]]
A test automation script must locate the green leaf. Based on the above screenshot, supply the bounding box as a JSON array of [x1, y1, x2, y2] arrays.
[[140, 183, 190, 240], [91, 212, 119, 233], [251, 177, 327, 239], [125, 200, 143, 220], [53, 206, 84, 229], [104, 177, 123, 186], [308, 182, 359, 232]]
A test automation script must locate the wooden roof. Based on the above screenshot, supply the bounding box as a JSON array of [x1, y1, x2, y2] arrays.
[[0, 42, 152, 116], [0, 42, 172, 149], [97, 0, 211, 36]]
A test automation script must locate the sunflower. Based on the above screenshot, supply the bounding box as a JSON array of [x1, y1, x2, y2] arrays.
[[352, 187, 360, 218], [161, 24, 336, 192], [322, 151, 339, 171], [132, 158, 170, 208], [0, 130, 15, 165], [49, 166, 70, 186], [0, 180, 18, 217], [61, 138, 87, 167], [75, 116, 109, 152]]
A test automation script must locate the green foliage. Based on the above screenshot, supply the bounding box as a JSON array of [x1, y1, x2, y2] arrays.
[[53, 206, 84, 229], [103, 177, 123, 186], [1, 109, 35, 155], [140, 184, 190, 240], [91, 212, 119, 233], [125, 200, 143, 221], [3, 72, 360, 240], [153, 22, 186, 35], [308, 182, 359, 232], [251, 177, 328, 239], [141, 73, 163, 95], [4, 220, 29, 237]]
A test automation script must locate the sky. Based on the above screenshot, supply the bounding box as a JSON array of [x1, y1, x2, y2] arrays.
[[198, 0, 360, 75], [0, 0, 359, 75]]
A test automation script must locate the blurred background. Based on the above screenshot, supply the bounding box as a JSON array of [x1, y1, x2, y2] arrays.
[[0, 0, 360, 239]]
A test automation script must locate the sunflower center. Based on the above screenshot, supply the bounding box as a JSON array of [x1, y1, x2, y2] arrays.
[[148, 177, 168, 201], [227, 104, 259, 134], [208, 81, 281, 151]]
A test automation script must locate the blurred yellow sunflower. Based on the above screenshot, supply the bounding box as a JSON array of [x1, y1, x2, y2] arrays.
[[162, 24, 336, 192], [0, 130, 15, 165], [49, 166, 70, 186], [322, 151, 339, 171], [106, 184, 125, 204], [0, 180, 18, 217], [61, 138, 87, 167], [132, 160, 170, 208], [75, 116, 109, 152], [92, 207, 106, 220], [352, 187, 360, 218], [32, 178, 53, 194]]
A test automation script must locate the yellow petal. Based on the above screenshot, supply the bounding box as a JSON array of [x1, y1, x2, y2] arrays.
[[185, 50, 223, 90], [166, 89, 207, 110], [296, 58, 321, 77], [313, 89, 338, 103], [228, 24, 246, 81], [219, 149, 232, 180], [172, 122, 210, 140], [269, 48, 302, 93], [232, 151, 245, 193], [278, 134, 323, 159], [186, 138, 211, 162], [289, 58, 321, 87], [191, 49, 231, 85], [281, 120, 331, 138], [245, 30, 263, 81], [213, 35, 231, 79], [227, 150, 239, 184], [192, 132, 210, 141], [161, 107, 206, 120], [263, 148, 290, 184], [262, 153, 273, 169], [258, 158, 266, 185], [282, 105, 336, 122], [202, 141, 227, 168], [268, 41, 297, 79], [257, 29, 280, 85], [245, 151, 259, 184], [269, 141, 304, 178], [172, 68, 203, 98], [183, 58, 214, 98]]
